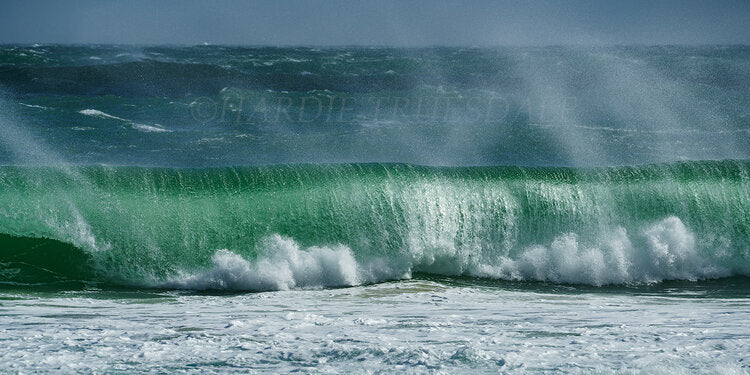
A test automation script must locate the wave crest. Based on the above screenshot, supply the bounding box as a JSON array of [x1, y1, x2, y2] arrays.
[[1, 162, 748, 290]]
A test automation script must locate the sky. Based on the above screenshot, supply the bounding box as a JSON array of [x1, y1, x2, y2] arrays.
[[1, 0, 749, 46]]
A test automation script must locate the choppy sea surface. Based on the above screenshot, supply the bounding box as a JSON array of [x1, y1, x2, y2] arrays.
[[2, 279, 749, 374], [0, 45, 749, 373]]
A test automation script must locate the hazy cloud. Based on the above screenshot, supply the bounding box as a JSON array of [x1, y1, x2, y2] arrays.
[[0, 0, 749, 46]]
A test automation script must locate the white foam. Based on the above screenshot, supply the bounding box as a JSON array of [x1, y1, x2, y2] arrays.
[[162, 217, 734, 291], [163, 234, 361, 291], [3, 276, 748, 373], [467, 216, 730, 285]]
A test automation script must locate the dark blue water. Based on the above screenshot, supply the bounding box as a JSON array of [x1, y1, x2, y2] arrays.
[[1, 45, 749, 167]]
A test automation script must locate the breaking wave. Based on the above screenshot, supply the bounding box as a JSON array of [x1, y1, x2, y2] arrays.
[[0, 161, 749, 290]]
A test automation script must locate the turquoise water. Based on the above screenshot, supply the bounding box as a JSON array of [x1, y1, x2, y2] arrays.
[[1, 161, 749, 289], [0, 45, 749, 373]]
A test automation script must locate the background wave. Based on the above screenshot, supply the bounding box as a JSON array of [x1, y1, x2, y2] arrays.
[[2, 45, 750, 167]]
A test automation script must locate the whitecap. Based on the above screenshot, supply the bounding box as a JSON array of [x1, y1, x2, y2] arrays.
[[19, 103, 48, 110], [131, 123, 171, 133], [78, 109, 129, 121], [79, 109, 171, 133]]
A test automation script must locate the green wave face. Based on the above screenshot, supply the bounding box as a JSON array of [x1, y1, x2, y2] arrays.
[[0, 161, 749, 290]]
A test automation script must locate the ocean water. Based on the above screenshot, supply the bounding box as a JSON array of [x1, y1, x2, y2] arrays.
[[0, 45, 749, 373]]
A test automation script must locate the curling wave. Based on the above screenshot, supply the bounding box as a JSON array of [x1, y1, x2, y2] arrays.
[[0, 161, 749, 290]]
